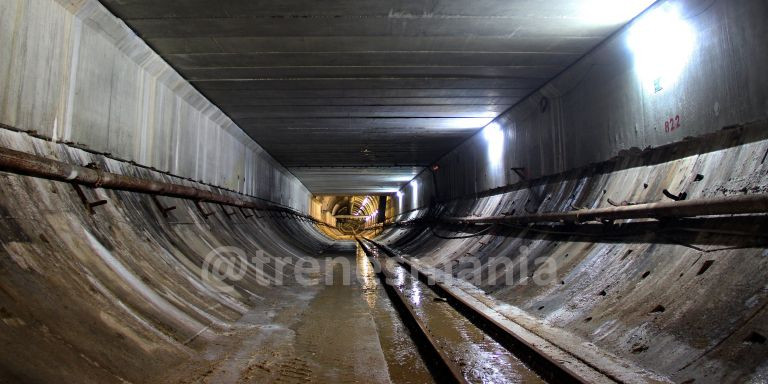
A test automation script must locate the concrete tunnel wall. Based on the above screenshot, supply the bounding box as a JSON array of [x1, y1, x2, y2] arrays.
[[0, 129, 337, 383], [0, 0, 311, 211], [0, 0, 338, 381], [380, 122, 768, 382], [397, 0, 768, 209], [380, 0, 768, 382]]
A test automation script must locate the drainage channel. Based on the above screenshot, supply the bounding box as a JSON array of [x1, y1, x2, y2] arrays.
[[357, 238, 549, 384]]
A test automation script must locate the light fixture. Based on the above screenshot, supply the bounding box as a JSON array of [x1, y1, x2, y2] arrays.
[[628, 3, 695, 93], [482, 122, 504, 167], [410, 180, 418, 208]]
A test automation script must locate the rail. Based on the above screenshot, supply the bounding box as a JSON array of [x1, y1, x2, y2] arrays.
[[362, 237, 621, 383], [356, 238, 469, 384]]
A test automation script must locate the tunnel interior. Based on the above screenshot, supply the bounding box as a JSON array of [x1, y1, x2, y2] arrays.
[[1, 0, 768, 383]]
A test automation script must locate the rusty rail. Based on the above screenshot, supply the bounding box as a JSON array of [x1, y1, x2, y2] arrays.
[[356, 239, 469, 384], [362, 237, 615, 384], [0, 146, 332, 227]]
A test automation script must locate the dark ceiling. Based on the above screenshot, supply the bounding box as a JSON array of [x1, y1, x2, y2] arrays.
[[100, 0, 653, 194]]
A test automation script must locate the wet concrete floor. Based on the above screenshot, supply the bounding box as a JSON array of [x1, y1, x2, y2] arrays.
[[162, 241, 542, 383], [164, 242, 433, 383]]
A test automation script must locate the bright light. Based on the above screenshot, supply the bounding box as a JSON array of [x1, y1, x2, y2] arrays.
[[482, 122, 504, 167], [410, 180, 419, 209], [580, 0, 656, 25], [628, 3, 695, 93], [397, 191, 403, 212], [354, 196, 372, 216]]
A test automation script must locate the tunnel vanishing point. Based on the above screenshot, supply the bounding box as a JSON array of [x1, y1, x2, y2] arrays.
[[1, 0, 768, 383]]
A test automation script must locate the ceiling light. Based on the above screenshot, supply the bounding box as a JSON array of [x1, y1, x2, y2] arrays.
[[482, 122, 504, 167], [628, 3, 695, 93]]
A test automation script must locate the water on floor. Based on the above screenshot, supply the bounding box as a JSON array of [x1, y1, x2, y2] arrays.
[[163, 242, 433, 383]]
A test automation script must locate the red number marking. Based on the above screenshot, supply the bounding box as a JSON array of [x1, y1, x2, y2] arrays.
[[663, 115, 681, 133]]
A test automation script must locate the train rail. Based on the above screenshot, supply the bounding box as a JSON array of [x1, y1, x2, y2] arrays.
[[358, 237, 620, 384], [357, 238, 469, 383]]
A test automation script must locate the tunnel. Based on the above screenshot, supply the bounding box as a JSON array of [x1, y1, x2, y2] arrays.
[[1, 0, 767, 383]]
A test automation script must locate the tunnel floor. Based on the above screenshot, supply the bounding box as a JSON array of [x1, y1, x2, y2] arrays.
[[159, 242, 434, 384]]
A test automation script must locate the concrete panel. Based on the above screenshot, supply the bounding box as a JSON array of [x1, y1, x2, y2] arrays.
[[0, 0, 71, 139], [148, 36, 602, 55], [226, 105, 509, 119], [401, 0, 768, 204], [171, 52, 581, 69], [70, 22, 115, 151], [98, 0, 639, 20], [98, 0, 653, 192], [106, 51, 140, 160], [206, 97, 520, 107], [0, 0, 311, 210], [291, 166, 423, 194], [205, 88, 531, 101], [125, 18, 617, 39], [181, 66, 564, 81]]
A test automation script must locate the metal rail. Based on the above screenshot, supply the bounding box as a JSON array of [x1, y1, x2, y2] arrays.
[[0, 146, 333, 227], [356, 239, 469, 384], [362, 237, 616, 384]]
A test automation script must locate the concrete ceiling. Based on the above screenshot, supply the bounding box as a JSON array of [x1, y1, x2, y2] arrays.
[[100, 0, 654, 194], [292, 166, 421, 195]]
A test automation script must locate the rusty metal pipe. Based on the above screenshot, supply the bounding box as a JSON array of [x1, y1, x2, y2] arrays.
[[0, 146, 330, 226], [442, 194, 768, 225]]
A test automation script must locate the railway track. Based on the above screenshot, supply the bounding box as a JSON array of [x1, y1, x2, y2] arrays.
[[357, 237, 617, 384]]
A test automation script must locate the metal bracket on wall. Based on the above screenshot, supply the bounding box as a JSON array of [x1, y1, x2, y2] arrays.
[[195, 201, 214, 218], [239, 207, 253, 218], [663, 189, 688, 201], [71, 184, 108, 214], [151, 196, 176, 217], [511, 167, 529, 181], [220, 205, 237, 218]]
